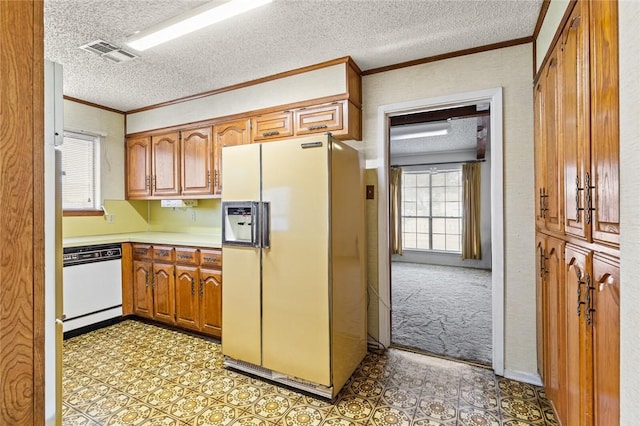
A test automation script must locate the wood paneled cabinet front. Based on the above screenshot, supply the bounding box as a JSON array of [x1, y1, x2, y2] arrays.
[[536, 233, 566, 420], [127, 127, 215, 199], [128, 244, 222, 337], [213, 119, 250, 195], [564, 245, 619, 426]]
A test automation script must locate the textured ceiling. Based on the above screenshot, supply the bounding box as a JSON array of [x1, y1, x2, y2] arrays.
[[390, 117, 480, 157], [44, 0, 542, 112]]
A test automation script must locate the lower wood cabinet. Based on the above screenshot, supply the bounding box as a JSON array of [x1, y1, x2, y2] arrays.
[[125, 243, 222, 338], [538, 238, 620, 426]]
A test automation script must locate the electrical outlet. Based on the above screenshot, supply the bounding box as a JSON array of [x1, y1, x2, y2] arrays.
[[190, 210, 196, 222], [107, 214, 115, 224]]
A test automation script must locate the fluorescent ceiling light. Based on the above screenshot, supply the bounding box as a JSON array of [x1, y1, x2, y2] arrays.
[[391, 129, 448, 140], [126, 0, 273, 51], [390, 121, 450, 140]]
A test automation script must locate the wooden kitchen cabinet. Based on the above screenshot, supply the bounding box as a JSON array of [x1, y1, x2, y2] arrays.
[[199, 248, 222, 337], [534, 44, 564, 236], [535, 2, 620, 424], [175, 247, 201, 332], [213, 119, 250, 195], [181, 127, 213, 196], [564, 246, 620, 426], [152, 262, 175, 325], [536, 233, 566, 420], [151, 132, 181, 197], [125, 244, 222, 337], [125, 136, 152, 198], [294, 102, 343, 136], [175, 265, 200, 331], [132, 260, 153, 319], [252, 111, 293, 142]]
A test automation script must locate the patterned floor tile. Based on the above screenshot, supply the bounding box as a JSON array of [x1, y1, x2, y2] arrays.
[[62, 320, 559, 426]]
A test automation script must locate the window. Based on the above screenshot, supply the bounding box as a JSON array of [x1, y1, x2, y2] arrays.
[[60, 131, 100, 211], [402, 168, 462, 252]]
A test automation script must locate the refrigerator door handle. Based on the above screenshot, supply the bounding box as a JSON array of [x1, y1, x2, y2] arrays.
[[261, 202, 270, 249], [251, 201, 261, 248]]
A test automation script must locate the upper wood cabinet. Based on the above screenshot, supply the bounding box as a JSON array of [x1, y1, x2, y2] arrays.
[[125, 136, 152, 198], [588, 0, 619, 247], [252, 111, 293, 142], [534, 46, 564, 235], [213, 119, 250, 195], [127, 128, 214, 199], [562, 1, 591, 241], [561, 0, 619, 247], [181, 127, 213, 196], [250, 100, 361, 143], [151, 132, 181, 197]]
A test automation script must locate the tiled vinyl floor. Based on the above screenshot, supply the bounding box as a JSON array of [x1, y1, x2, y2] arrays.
[[62, 320, 558, 425]]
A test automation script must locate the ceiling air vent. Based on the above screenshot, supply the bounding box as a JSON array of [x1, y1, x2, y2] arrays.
[[79, 39, 138, 63]]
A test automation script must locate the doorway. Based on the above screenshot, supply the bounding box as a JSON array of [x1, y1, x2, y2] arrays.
[[388, 107, 493, 365], [376, 88, 504, 374]]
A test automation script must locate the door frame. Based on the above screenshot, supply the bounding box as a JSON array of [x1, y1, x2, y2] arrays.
[[376, 87, 505, 375]]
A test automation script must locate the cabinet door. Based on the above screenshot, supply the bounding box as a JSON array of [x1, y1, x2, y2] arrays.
[[294, 102, 343, 136], [153, 263, 175, 325], [564, 244, 593, 426], [132, 260, 153, 319], [591, 254, 620, 426], [126, 136, 151, 199], [175, 265, 200, 331], [563, 2, 591, 240], [151, 132, 180, 197], [535, 234, 546, 380], [589, 0, 620, 246], [181, 127, 213, 196], [542, 48, 564, 234], [534, 82, 546, 230], [213, 119, 250, 195], [543, 236, 566, 421], [199, 268, 222, 337], [252, 111, 293, 142]]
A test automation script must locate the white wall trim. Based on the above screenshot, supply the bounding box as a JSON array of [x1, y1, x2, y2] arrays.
[[503, 369, 543, 387], [376, 87, 505, 375]]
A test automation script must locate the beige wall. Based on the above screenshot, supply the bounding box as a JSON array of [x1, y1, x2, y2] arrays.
[[535, 0, 570, 72], [63, 99, 125, 200], [619, 1, 640, 423], [126, 64, 347, 134], [361, 43, 536, 376]]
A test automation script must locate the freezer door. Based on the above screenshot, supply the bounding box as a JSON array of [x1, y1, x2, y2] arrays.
[[221, 143, 262, 365], [261, 136, 331, 386]]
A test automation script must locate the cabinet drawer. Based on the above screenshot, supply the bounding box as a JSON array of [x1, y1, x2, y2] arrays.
[[132, 244, 152, 260], [200, 249, 222, 268], [294, 102, 343, 136], [153, 245, 175, 262], [252, 111, 293, 142], [175, 247, 199, 265]]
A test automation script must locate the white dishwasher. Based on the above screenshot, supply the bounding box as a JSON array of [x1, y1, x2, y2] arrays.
[[62, 243, 123, 333]]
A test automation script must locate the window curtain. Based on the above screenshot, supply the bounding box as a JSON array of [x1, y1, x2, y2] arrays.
[[462, 162, 482, 260], [390, 167, 403, 255]]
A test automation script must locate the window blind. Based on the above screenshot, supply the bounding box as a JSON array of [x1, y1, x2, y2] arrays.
[[61, 132, 100, 210]]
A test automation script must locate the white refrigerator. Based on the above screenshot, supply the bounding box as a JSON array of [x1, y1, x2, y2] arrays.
[[221, 135, 367, 399], [44, 60, 64, 425]]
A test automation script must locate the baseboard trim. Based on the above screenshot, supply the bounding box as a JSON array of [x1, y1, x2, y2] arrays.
[[502, 369, 543, 386]]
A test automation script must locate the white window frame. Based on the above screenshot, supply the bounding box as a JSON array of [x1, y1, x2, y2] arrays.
[[61, 130, 101, 212], [401, 167, 463, 253]]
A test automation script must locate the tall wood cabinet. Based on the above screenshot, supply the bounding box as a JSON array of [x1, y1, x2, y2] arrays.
[[535, 1, 619, 425]]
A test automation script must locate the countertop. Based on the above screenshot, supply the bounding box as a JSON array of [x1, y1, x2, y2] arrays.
[[63, 231, 221, 248]]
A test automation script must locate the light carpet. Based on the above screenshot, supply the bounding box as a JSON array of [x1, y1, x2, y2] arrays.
[[391, 262, 492, 366]]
